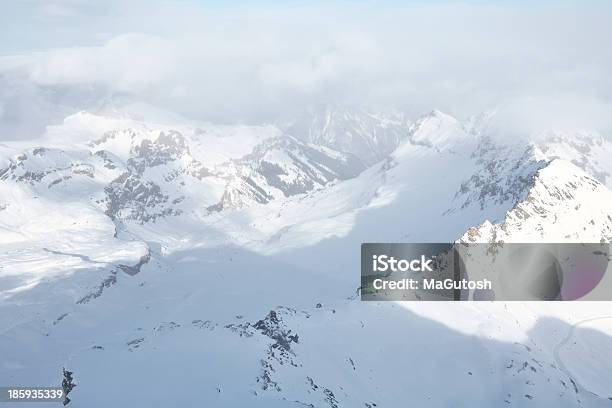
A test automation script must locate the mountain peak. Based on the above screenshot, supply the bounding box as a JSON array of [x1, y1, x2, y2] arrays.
[[406, 110, 465, 148], [428, 109, 456, 120], [287, 106, 407, 165], [460, 159, 612, 244]]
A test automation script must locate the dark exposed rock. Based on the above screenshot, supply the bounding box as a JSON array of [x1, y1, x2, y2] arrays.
[[76, 270, 118, 304], [448, 138, 548, 214], [224, 321, 254, 337], [94, 150, 118, 169], [154, 321, 181, 332], [252, 310, 301, 392], [126, 337, 144, 351], [207, 175, 274, 212], [208, 136, 365, 212], [243, 136, 365, 196], [105, 173, 181, 223], [61, 368, 76, 406], [0, 150, 95, 185], [32, 147, 47, 156], [128, 131, 190, 173], [191, 319, 217, 330], [53, 313, 69, 326]]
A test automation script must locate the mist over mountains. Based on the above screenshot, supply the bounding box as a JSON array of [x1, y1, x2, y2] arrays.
[[2, 1, 612, 406], [2, 1, 612, 140]]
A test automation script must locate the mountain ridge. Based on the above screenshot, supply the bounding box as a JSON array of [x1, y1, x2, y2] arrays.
[[1, 106, 612, 407]]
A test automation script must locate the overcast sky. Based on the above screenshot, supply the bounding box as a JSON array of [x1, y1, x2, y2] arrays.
[[1, 0, 612, 140]]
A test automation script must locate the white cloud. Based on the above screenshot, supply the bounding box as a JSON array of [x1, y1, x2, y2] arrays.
[[486, 95, 612, 139], [25, 34, 175, 91], [1, 1, 612, 138]]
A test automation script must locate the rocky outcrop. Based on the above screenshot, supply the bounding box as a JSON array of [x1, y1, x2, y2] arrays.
[[448, 138, 548, 214], [208, 136, 365, 212]]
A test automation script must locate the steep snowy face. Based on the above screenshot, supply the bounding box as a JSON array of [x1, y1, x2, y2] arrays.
[[0, 146, 120, 246], [288, 106, 407, 166], [0, 146, 111, 190], [446, 138, 548, 215], [208, 136, 365, 212], [535, 130, 612, 189], [405, 109, 469, 149], [0, 112, 371, 227], [90, 128, 218, 223], [443, 116, 612, 225], [89, 118, 368, 216], [0, 145, 149, 303], [461, 159, 612, 244]]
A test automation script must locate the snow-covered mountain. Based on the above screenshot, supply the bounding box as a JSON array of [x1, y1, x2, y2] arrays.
[[1, 106, 612, 407], [461, 159, 612, 244], [208, 135, 365, 212], [287, 106, 407, 165]]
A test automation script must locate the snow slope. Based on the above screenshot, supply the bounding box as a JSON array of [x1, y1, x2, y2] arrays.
[[1, 107, 612, 407]]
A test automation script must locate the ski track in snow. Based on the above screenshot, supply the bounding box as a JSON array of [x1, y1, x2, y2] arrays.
[[552, 315, 612, 399]]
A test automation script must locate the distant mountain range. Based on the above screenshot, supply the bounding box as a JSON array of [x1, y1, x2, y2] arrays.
[[1, 105, 612, 406]]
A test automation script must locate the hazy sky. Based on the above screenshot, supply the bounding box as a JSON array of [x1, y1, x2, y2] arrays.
[[1, 0, 612, 139]]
